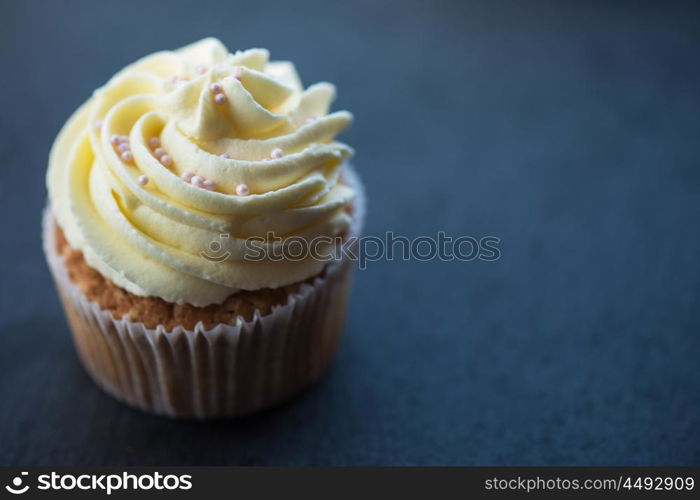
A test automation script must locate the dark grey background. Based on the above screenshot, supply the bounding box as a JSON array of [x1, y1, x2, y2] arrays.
[[1, 0, 699, 465]]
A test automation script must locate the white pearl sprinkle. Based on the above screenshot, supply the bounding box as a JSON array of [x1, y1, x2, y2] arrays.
[[182, 171, 194, 182], [148, 137, 160, 149], [118, 142, 131, 152], [236, 183, 249, 196], [203, 179, 215, 190], [270, 148, 283, 159], [191, 175, 204, 188], [120, 151, 133, 163], [220, 153, 231, 159], [138, 174, 149, 186], [209, 83, 222, 94], [110, 134, 121, 145], [169, 75, 188, 85], [214, 93, 227, 106], [160, 155, 173, 167], [153, 147, 166, 158], [118, 135, 129, 143]]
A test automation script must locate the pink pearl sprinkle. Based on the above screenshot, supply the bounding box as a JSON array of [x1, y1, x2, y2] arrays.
[[214, 93, 227, 106], [203, 179, 215, 190], [154, 147, 166, 158], [220, 153, 231, 159], [148, 137, 160, 149], [138, 174, 149, 186], [160, 155, 173, 167], [235, 183, 249, 196], [182, 171, 194, 182], [270, 148, 283, 159], [118, 142, 131, 152], [121, 151, 134, 163], [209, 83, 222, 94], [191, 175, 204, 188]]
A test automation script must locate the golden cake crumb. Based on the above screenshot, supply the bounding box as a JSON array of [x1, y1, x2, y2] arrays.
[[55, 224, 313, 330]]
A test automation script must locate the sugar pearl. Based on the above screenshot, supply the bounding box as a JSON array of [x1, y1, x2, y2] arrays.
[[118, 142, 131, 152], [154, 147, 166, 158], [120, 151, 133, 163], [209, 83, 222, 94], [138, 174, 149, 186], [270, 148, 283, 159], [191, 175, 204, 188], [214, 93, 227, 106], [182, 171, 194, 182], [203, 179, 215, 190], [148, 137, 160, 148], [169, 75, 188, 85], [160, 155, 173, 167], [110, 135, 122, 145], [235, 183, 249, 196], [220, 153, 231, 159]]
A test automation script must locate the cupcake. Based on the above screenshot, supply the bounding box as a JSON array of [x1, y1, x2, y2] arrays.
[[43, 38, 364, 418]]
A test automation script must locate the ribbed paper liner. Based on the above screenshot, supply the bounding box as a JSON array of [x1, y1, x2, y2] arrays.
[[43, 167, 365, 419]]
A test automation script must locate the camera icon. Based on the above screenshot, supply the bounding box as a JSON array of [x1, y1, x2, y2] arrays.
[[201, 233, 231, 262], [5, 472, 29, 495]]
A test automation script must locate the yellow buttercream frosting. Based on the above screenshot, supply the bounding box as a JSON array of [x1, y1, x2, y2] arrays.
[[47, 38, 355, 306]]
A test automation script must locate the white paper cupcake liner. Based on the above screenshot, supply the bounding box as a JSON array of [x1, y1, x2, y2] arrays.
[[43, 166, 365, 419]]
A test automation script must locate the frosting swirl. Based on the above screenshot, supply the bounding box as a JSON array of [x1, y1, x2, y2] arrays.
[[47, 38, 355, 306]]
